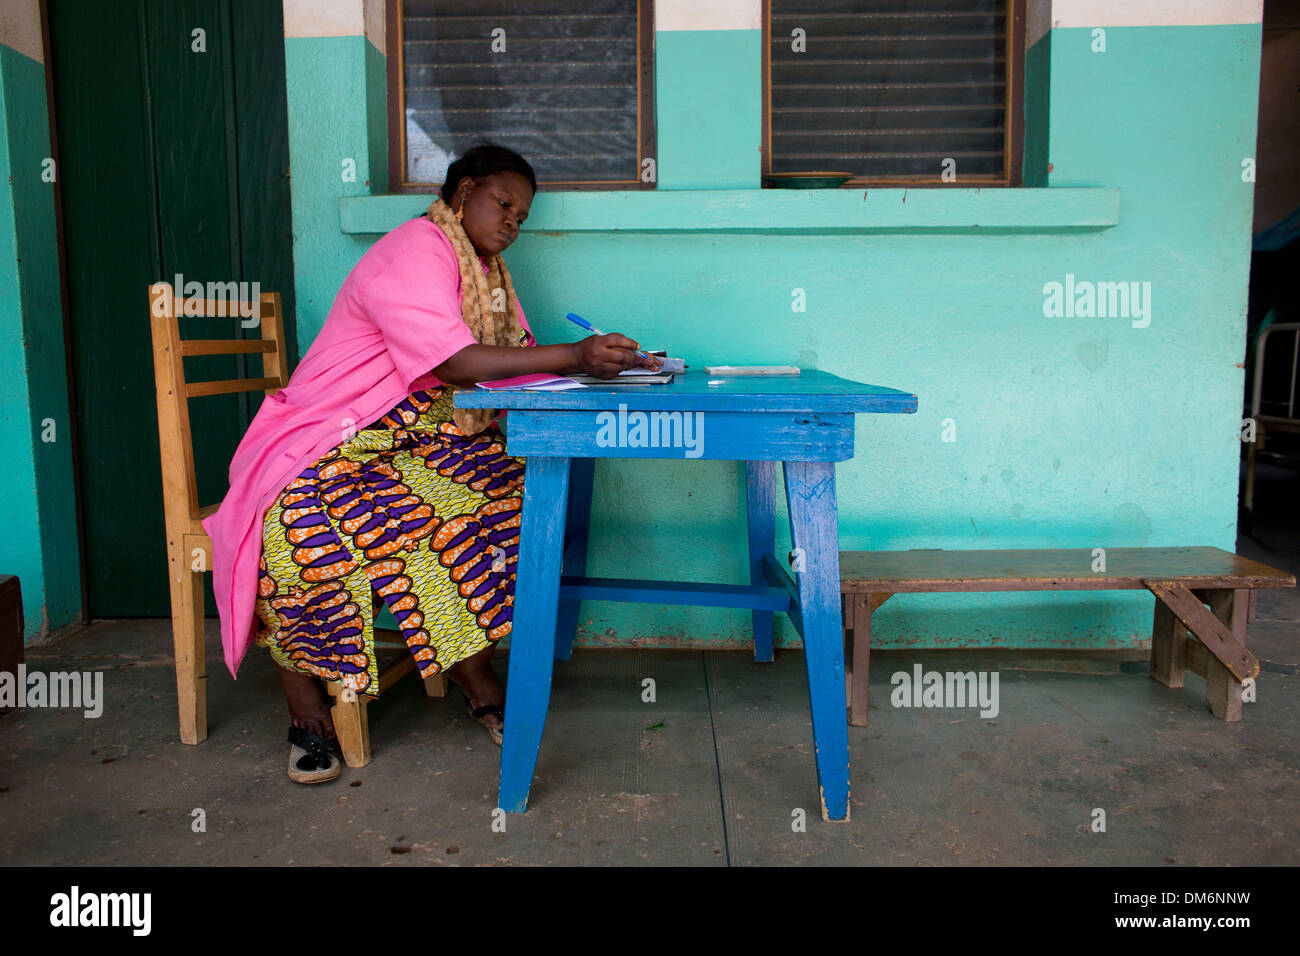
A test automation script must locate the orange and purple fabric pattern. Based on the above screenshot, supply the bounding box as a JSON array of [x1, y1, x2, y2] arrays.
[[253, 386, 525, 695]]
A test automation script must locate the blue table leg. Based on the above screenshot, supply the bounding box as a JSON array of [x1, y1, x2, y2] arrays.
[[499, 455, 570, 814], [554, 457, 595, 661], [783, 459, 850, 822], [746, 460, 777, 663]]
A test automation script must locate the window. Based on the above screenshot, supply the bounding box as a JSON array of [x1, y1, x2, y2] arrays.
[[763, 0, 1025, 185], [388, 0, 655, 191]]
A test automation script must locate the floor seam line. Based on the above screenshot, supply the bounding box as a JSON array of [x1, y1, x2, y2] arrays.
[[703, 650, 732, 867]]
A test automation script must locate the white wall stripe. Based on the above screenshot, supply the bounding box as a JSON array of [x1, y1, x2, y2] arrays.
[[364, 0, 385, 53], [0, 0, 44, 65], [283, 0, 362, 38], [1027, 0, 1052, 50], [1030, 0, 1263, 47], [657, 0, 759, 32]]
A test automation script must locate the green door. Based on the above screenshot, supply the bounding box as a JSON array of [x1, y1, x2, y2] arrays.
[[49, 0, 298, 616]]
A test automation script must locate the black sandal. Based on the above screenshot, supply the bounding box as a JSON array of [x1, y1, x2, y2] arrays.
[[460, 691, 504, 746], [287, 726, 343, 784]]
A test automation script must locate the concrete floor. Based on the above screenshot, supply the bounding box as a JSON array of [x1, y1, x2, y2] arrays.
[[3, 466, 1298, 866]]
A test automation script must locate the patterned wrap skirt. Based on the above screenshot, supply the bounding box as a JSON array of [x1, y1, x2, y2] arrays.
[[253, 386, 525, 696]]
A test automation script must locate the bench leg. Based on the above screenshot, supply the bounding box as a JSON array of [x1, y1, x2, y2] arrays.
[[1204, 589, 1247, 722], [328, 684, 372, 768], [746, 460, 777, 663], [847, 590, 889, 723], [1149, 598, 1186, 688], [847, 593, 884, 727]]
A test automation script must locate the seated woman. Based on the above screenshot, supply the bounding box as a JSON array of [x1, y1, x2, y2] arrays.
[[203, 143, 660, 782]]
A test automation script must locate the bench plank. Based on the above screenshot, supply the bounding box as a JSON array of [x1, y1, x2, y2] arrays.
[[840, 547, 1294, 593]]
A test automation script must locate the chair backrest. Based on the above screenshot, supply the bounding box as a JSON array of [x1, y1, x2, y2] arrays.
[[148, 282, 288, 526]]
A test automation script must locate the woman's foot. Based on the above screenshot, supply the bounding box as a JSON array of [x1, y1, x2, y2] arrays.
[[276, 665, 337, 742], [447, 647, 505, 739], [287, 726, 342, 784]]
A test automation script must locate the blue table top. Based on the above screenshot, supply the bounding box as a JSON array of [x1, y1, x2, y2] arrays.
[[455, 369, 918, 414]]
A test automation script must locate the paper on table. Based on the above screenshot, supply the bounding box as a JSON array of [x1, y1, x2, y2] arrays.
[[477, 373, 586, 390]]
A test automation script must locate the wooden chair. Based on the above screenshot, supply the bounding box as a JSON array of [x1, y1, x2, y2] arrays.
[[148, 281, 445, 768]]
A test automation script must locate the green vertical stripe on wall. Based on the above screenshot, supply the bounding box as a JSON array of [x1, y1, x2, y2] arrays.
[[365, 38, 388, 195], [0, 44, 80, 640], [654, 29, 760, 190], [285, 35, 385, 345], [1022, 30, 1051, 187]]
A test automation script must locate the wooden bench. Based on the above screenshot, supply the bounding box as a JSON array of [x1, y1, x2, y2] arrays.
[[839, 547, 1295, 726]]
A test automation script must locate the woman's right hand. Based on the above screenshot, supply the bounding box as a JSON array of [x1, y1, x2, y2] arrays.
[[571, 334, 660, 378]]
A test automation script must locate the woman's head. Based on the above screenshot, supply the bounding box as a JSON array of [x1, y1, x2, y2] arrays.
[[441, 142, 536, 258]]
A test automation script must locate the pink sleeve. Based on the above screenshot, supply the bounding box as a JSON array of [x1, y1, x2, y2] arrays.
[[359, 237, 478, 385]]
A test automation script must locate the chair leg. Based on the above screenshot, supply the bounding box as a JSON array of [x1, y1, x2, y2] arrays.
[[422, 671, 448, 698], [327, 684, 372, 767], [1244, 426, 1259, 514], [171, 565, 207, 745]]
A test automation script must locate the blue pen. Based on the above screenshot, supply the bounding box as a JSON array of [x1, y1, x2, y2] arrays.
[[565, 312, 654, 363]]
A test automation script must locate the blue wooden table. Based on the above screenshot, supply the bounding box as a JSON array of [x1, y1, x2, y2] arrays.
[[456, 369, 917, 822]]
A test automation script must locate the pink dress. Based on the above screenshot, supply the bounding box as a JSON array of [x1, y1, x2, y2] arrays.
[[203, 217, 533, 681]]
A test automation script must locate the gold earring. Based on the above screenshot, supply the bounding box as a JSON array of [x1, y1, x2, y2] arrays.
[[455, 204, 464, 224]]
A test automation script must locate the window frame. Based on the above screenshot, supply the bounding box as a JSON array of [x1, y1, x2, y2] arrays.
[[760, 0, 1026, 187], [385, 0, 657, 193]]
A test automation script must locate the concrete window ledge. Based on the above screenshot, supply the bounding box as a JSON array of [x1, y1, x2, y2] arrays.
[[339, 188, 1120, 236]]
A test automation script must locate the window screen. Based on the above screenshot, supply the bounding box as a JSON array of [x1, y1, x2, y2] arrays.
[[397, 0, 651, 188], [767, 0, 1017, 183]]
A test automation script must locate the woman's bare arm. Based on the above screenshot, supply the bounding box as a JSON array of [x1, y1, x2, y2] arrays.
[[433, 333, 662, 387]]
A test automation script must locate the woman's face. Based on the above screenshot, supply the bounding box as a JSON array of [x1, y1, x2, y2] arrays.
[[451, 171, 533, 257]]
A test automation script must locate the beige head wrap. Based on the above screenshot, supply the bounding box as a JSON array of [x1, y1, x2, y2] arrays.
[[424, 195, 528, 435]]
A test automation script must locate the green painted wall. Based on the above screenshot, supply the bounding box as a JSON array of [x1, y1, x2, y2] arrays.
[[0, 44, 80, 642], [281, 23, 1261, 651], [656, 30, 759, 189]]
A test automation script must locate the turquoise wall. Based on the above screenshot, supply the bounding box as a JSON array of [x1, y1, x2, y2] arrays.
[[0, 44, 80, 642], [282, 22, 1260, 651]]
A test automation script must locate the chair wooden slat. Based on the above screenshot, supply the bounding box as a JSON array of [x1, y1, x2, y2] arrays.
[[179, 339, 277, 356], [156, 298, 267, 319], [185, 376, 281, 398]]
